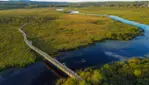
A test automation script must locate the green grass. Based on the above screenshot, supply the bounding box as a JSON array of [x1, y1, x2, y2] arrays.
[[24, 14, 141, 51], [0, 24, 36, 71], [0, 8, 142, 71], [78, 7, 149, 24], [0, 8, 62, 71]]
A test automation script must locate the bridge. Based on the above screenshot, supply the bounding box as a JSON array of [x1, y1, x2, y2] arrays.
[[18, 24, 83, 81]]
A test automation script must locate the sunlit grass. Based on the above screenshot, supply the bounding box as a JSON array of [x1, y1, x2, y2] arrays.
[[78, 7, 149, 24], [0, 8, 142, 71], [24, 14, 140, 51]]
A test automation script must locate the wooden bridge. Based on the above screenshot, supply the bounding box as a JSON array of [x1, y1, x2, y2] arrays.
[[18, 24, 83, 81]]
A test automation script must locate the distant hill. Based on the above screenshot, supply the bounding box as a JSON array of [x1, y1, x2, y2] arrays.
[[0, 1, 69, 10], [9, 0, 30, 2], [0, 1, 148, 10]]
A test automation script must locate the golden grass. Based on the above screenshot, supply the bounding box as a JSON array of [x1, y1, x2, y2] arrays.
[[0, 8, 141, 71], [0, 8, 63, 17], [24, 13, 138, 51], [78, 7, 149, 24]]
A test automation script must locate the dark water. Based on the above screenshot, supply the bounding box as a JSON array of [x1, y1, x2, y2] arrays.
[[0, 16, 149, 85]]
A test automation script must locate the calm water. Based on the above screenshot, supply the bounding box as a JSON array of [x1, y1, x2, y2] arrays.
[[0, 16, 149, 85]]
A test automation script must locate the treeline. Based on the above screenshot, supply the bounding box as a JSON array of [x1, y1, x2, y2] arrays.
[[106, 28, 144, 41], [0, 1, 149, 10], [0, 1, 69, 10], [0, 14, 57, 71], [0, 1, 27, 10], [70, 1, 149, 8], [57, 58, 149, 85], [0, 16, 56, 25]]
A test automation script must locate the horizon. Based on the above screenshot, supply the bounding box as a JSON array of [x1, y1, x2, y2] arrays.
[[0, 0, 149, 2]]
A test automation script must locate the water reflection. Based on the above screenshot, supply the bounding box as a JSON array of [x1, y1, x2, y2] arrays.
[[31, 61, 67, 85]]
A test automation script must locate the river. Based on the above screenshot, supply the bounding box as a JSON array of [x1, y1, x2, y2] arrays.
[[0, 15, 149, 85]]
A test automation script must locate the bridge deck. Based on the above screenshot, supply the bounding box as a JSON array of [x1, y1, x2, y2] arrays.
[[18, 24, 83, 81]]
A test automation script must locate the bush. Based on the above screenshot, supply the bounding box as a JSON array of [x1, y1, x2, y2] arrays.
[[134, 69, 142, 77]]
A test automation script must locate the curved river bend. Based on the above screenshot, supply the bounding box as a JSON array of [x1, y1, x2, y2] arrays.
[[0, 15, 149, 85]]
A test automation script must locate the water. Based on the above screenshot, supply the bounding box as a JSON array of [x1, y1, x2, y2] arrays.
[[56, 33, 149, 70], [56, 15, 149, 70], [0, 16, 149, 85]]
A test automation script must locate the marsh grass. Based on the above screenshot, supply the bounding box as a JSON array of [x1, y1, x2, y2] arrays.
[[24, 14, 141, 51], [0, 8, 142, 71], [78, 7, 149, 24]]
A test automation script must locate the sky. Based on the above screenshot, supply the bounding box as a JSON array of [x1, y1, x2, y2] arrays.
[[0, 0, 148, 2], [32, 0, 149, 2]]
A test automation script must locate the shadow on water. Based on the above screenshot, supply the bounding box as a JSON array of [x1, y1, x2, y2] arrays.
[[31, 60, 68, 85], [0, 61, 68, 85]]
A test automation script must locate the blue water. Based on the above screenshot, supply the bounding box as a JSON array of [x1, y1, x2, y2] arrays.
[[1, 15, 149, 85], [56, 15, 149, 69], [108, 15, 149, 30]]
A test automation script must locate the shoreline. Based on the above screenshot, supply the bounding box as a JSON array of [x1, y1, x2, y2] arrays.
[[0, 28, 144, 73], [0, 13, 146, 73]]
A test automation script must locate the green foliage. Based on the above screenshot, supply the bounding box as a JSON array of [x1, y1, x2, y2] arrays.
[[0, 8, 143, 71], [32, 37, 58, 54], [23, 13, 142, 51], [0, 24, 36, 71], [57, 58, 149, 85], [0, 1, 69, 10], [79, 7, 149, 24], [62, 78, 77, 85], [92, 20, 107, 25], [136, 79, 149, 85], [79, 80, 86, 85], [91, 70, 104, 84], [134, 69, 142, 77], [0, 8, 63, 71]]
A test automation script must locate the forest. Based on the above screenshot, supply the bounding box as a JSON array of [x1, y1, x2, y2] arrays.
[[57, 58, 149, 85], [0, 1, 68, 10], [0, 1, 149, 10]]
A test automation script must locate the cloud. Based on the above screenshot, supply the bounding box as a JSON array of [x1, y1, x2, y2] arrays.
[[104, 51, 128, 61]]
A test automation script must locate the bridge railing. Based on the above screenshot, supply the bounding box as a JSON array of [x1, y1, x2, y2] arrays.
[[18, 24, 83, 81]]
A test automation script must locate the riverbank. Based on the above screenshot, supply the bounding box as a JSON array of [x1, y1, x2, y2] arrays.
[[56, 58, 149, 85], [24, 14, 143, 54], [0, 23, 142, 72], [0, 8, 144, 72], [78, 7, 149, 25]]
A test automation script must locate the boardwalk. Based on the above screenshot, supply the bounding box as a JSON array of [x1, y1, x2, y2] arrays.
[[18, 24, 83, 81]]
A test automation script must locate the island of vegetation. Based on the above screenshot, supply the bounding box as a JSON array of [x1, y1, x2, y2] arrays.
[[0, 2, 149, 85], [0, 8, 144, 71], [56, 58, 149, 85], [0, 7, 145, 71]]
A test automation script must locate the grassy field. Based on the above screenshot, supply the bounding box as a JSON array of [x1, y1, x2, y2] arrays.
[[57, 58, 149, 85], [78, 7, 149, 25], [24, 11, 141, 52], [0, 8, 62, 71], [0, 8, 142, 71]]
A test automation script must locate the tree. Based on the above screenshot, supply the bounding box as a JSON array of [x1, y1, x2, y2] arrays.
[[91, 70, 105, 84], [79, 80, 86, 85], [134, 69, 142, 77], [62, 79, 77, 85]]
